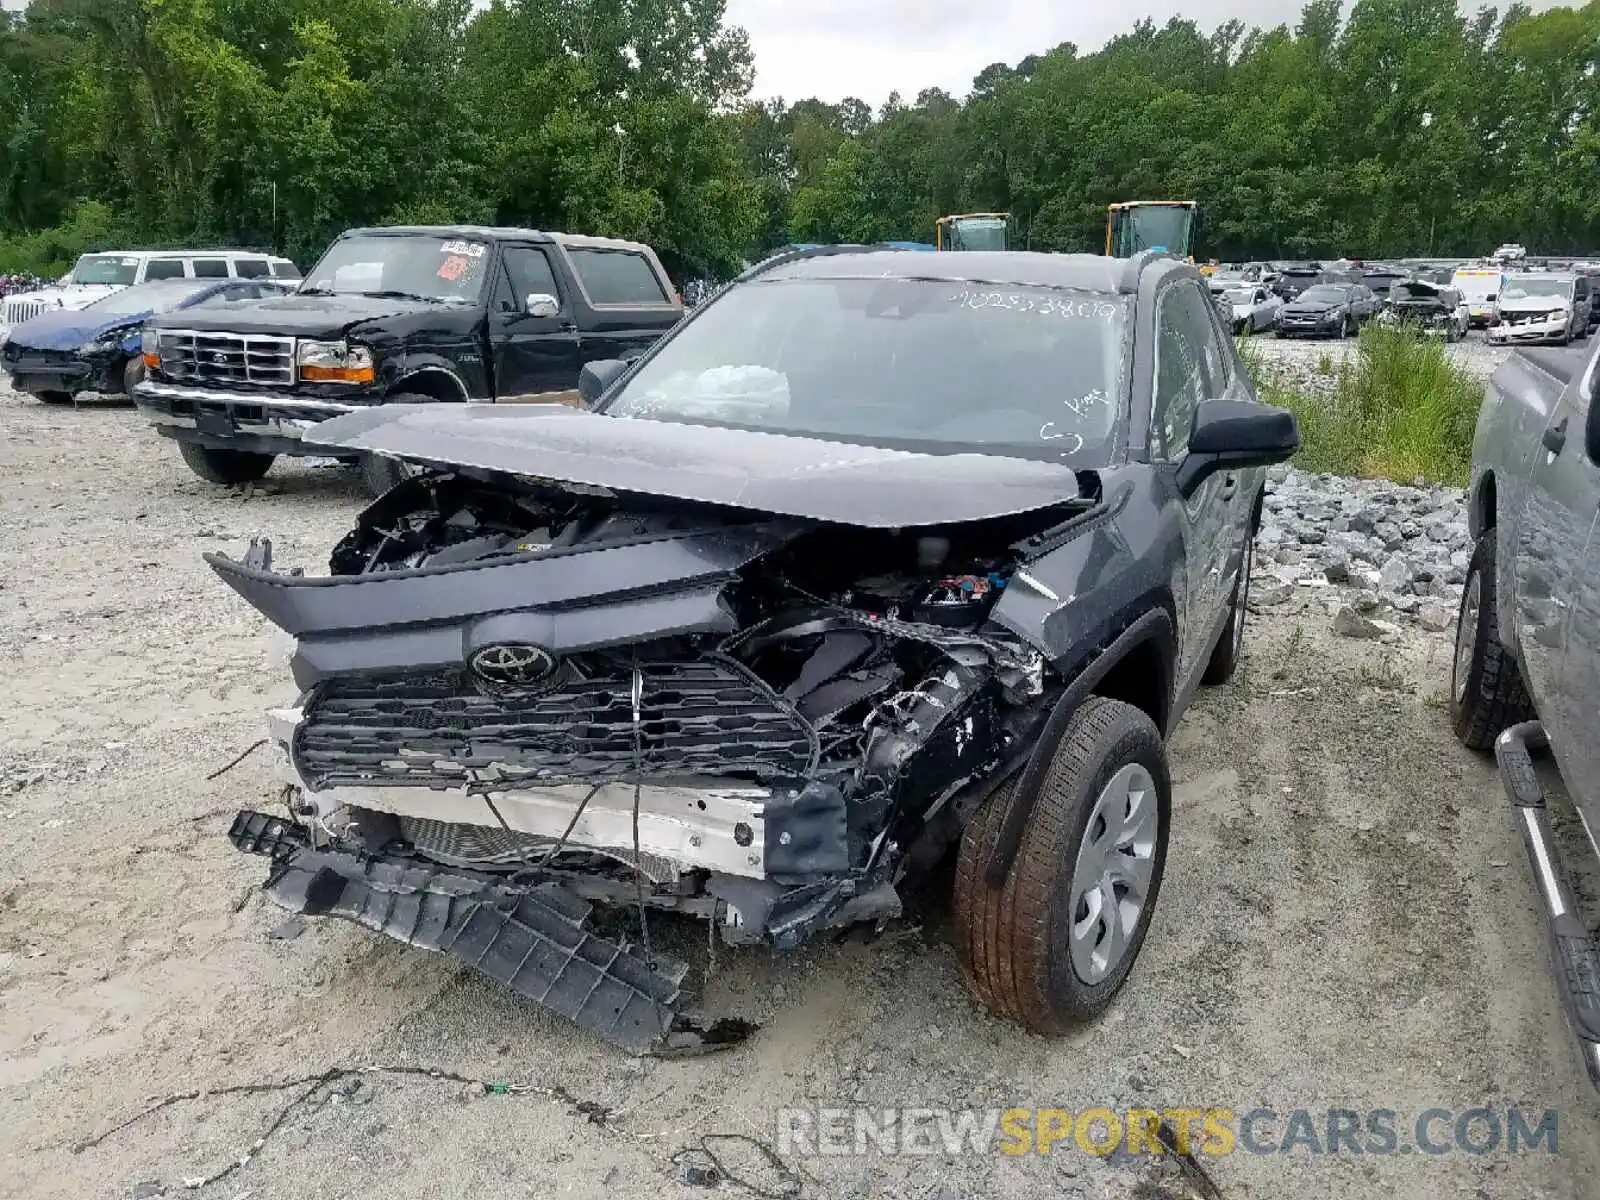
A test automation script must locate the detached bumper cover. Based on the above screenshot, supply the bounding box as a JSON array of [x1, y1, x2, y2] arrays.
[[230, 810, 754, 1054]]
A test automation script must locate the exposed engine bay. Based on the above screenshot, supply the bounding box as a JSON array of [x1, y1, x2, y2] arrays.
[[216, 470, 1088, 1052]]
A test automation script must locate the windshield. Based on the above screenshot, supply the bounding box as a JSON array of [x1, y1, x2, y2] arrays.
[[945, 217, 1009, 251], [1451, 271, 1502, 299], [1501, 277, 1574, 301], [300, 234, 490, 302], [70, 254, 138, 287], [1298, 286, 1350, 303], [604, 277, 1130, 463], [1225, 287, 1256, 303], [1112, 206, 1194, 257]]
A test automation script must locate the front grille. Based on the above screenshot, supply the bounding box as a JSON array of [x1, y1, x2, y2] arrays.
[[396, 816, 679, 879], [157, 329, 295, 386], [295, 655, 818, 791], [1502, 312, 1559, 327], [3, 299, 47, 325]]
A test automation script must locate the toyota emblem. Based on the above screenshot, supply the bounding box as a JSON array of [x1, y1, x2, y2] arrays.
[[469, 643, 559, 688]]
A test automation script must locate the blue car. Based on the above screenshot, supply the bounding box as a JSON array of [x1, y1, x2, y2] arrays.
[[1, 277, 291, 404]]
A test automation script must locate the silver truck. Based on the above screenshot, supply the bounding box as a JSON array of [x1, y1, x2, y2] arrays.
[[1452, 338, 1600, 1087]]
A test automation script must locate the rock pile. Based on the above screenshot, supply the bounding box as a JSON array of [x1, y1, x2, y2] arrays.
[[1252, 465, 1470, 635]]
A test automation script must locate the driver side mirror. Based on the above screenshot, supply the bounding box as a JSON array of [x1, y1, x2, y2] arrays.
[[1177, 399, 1301, 496], [578, 358, 630, 407], [525, 293, 560, 319]]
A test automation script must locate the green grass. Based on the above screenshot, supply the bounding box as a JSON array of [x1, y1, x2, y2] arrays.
[[1237, 325, 1483, 486]]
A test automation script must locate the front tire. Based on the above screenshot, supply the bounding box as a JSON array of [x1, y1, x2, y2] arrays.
[[358, 453, 424, 497], [954, 697, 1171, 1033], [357, 391, 436, 496], [178, 441, 275, 486], [1450, 530, 1533, 750], [122, 357, 145, 400]]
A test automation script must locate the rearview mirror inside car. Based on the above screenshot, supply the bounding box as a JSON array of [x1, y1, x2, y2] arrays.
[[1177, 399, 1301, 496], [578, 358, 629, 407], [525, 292, 560, 319]]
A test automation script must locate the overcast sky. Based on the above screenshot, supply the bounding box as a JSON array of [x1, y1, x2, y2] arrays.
[[0, 1, 1565, 107], [727, 0, 1564, 106]]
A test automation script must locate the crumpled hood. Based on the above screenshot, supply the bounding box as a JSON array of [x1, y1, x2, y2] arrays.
[[150, 292, 445, 339], [309, 404, 1081, 528], [5, 307, 141, 351]]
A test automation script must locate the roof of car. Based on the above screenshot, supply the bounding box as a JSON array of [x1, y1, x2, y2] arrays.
[[339, 225, 655, 253], [751, 249, 1184, 294], [88, 249, 292, 260]]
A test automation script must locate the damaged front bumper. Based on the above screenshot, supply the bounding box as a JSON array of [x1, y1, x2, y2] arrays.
[[235, 698, 906, 1050], [229, 810, 754, 1054], [3, 350, 124, 397], [1486, 315, 1571, 345], [133, 380, 360, 455]]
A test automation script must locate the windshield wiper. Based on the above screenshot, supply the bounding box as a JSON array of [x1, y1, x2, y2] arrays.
[[296, 287, 336, 296], [360, 289, 435, 302]]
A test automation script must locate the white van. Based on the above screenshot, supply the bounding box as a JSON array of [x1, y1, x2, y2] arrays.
[[1451, 266, 1506, 328], [2, 249, 300, 333]]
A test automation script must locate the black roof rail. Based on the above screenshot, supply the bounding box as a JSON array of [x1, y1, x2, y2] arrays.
[[1117, 249, 1181, 293]]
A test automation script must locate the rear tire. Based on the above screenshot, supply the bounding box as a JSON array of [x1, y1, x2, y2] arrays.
[[178, 441, 275, 486], [1450, 530, 1533, 750], [954, 697, 1170, 1033]]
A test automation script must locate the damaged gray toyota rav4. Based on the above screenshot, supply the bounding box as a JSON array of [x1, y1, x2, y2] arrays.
[[210, 248, 1298, 1052]]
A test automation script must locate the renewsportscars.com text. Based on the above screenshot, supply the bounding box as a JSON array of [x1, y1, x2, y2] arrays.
[[776, 1105, 1560, 1158]]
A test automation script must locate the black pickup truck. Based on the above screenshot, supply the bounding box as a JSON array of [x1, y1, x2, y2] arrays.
[[131, 225, 682, 492]]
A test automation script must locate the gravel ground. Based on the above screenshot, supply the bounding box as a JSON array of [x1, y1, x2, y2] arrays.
[[3, 381, 1599, 1200]]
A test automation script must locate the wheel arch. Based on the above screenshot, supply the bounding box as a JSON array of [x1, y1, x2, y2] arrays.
[[1470, 470, 1497, 539], [389, 368, 470, 404], [982, 604, 1177, 886]]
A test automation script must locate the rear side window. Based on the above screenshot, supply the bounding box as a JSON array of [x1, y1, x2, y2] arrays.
[[192, 259, 229, 278], [270, 261, 302, 279], [235, 259, 270, 279], [145, 259, 186, 281], [568, 248, 669, 306]]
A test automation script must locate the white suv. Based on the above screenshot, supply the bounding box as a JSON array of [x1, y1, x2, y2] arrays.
[[1, 249, 300, 334]]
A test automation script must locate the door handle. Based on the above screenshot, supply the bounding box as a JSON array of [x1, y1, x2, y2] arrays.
[[1542, 418, 1568, 456], [1219, 473, 1238, 499]]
